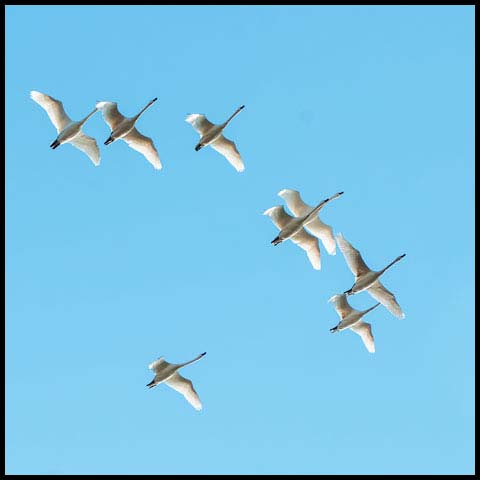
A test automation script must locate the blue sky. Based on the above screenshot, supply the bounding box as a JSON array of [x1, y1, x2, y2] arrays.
[[5, 5, 474, 475]]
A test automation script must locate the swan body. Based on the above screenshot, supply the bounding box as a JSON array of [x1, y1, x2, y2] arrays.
[[336, 233, 406, 318], [147, 352, 206, 411], [30, 90, 100, 166], [329, 293, 379, 353], [263, 192, 343, 270], [96, 98, 161, 170], [278, 189, 343, 255], [185, 105, 245, 172]]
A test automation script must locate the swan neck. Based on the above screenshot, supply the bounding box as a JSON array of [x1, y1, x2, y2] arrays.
[[364, 302, 381, 314], [80, 108, 98, 125], [223, 106, 244, 127], [381, 255, 403, 274], [179, 353, 205, 368], [133, 99, 156, 121]]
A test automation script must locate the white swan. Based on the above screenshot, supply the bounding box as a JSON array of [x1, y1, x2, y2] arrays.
[[336, 233, 406, 319], [329, 293, 379, 353], [96, 98, 161, 170], [185, 105, 245, 172], [263, 192, 342, 270], [30, 90, 100, 166], [147, 352, 206, 411], [278, 189, 343, 255]]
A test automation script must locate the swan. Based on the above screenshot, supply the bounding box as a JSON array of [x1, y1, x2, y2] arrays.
[[336, 233, 406, 318], [147, 352, 206, 411], [263, 192, 342, 270], [96, 98, 161, 170], [278, 189, 343, 255], [30, 90, 100, 166], [328, 293, 379, 353], [185, 105, 245, 172]]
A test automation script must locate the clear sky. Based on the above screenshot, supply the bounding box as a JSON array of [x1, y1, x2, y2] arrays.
[[5, 5, 474, 475]]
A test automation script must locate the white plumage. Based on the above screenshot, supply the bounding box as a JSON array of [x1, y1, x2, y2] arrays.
[[185, 105, 245, 172], [147, 352, 206, 411], [336, 233, 406, 319], [30, 90, 100, 166], [329, 293, 379, 353], [96, 98, 161, 170]]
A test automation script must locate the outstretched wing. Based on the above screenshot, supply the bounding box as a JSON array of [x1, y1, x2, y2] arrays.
[[367, 280, 405, 319], [328, 293, 354, 320], [30, 90, 71, 132], [185, 113, 215, 135], [350, 320, 375, 353], [148, 357, 171, 373], [70, 132, 100, 166], [290, 229, 321, 270], [165, 372, 202, 411], [278, 189, 337, 255], [336, 233, 371, 277], [278, 189, 311, 217], [304, 219, 336, 255], [96, 101, 125, 130], [122, 127, 162, 170], [263, 205, 294, 231], [210, 134, 244, 172]]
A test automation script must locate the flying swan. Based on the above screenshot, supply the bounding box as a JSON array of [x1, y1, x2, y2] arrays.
[[185, 105, 245, 172], [263, 192, 343, 270], [329, 293, 379, 353], [278, 189, 343, 255], [147, 352, 206, 411], [336, 233, 406, 319], [96, 98, 161, 170], [30, 90, 100, 166]]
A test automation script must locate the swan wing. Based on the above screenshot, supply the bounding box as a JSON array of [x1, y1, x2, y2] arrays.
[[336, 233, 371, 277], [122, 127, 162, 170], [30, 90, 71, 132], [350, 320, 375, 353], [185, 113, 215, 135], [148, 357, 171, 373], [277, 189, 311, 217], [96, 101, 125, 130], [210, 134, 244, 172], [165, 372, 202, 411], [290, 229, 321, 270], [263, 205, 294, 231], [69, 132, 100, 166], [367, 280, 405, 319], [304, 219, 337, 255], [328, 293, 354, 320]]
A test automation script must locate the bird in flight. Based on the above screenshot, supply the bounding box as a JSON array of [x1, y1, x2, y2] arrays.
[[96, 97, 161, 170], [30, 90, 100, 166], [147, 352, 206, 411], [263, 191, 343, 270], [329, 293, 380, 353], [186, 105, 245, 173], [336, 233, 406, 318]]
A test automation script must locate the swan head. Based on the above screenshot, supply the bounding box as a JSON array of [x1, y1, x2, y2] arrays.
[[271, 236, 282, 246]]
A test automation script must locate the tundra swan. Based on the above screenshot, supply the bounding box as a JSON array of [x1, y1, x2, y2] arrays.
[[96, 98, 161, 170], [336, 233, 406, 318], [147, 352, 206, 411], [185, 105, 245, 172], [278, 189, 343, 255], [263, 192, 342, 270], [329, 293, 379, 353], [30, 90, 100, 166]]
